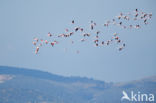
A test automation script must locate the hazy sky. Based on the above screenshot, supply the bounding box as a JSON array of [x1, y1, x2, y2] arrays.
[[0, 0, 156, 82]]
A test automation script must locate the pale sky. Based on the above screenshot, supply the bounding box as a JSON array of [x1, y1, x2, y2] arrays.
[[0, 0, 156, 82]]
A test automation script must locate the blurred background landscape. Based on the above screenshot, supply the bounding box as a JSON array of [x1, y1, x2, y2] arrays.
[[0, 0, 156, 103], [0, 66, 156, 103]]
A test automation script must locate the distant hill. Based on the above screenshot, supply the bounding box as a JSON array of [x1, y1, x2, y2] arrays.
[[0, 66, 156, 103]]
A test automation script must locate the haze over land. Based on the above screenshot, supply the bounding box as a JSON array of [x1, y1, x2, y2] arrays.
[[0, 66, 156, 103], [0, 0, 156, 82]]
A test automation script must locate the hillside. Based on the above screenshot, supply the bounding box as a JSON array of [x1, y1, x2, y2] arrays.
[[0, 66, 156, 103]]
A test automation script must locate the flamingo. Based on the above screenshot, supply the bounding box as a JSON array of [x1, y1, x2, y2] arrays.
[[45, 40, 48, 44], [35, 47, 39, 54], [72, 20, 74, 24], [48, 32, 52, 37], [51, 42, 55, 46], [32, 9, 152, 54], [32, 42, 36, 46]]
